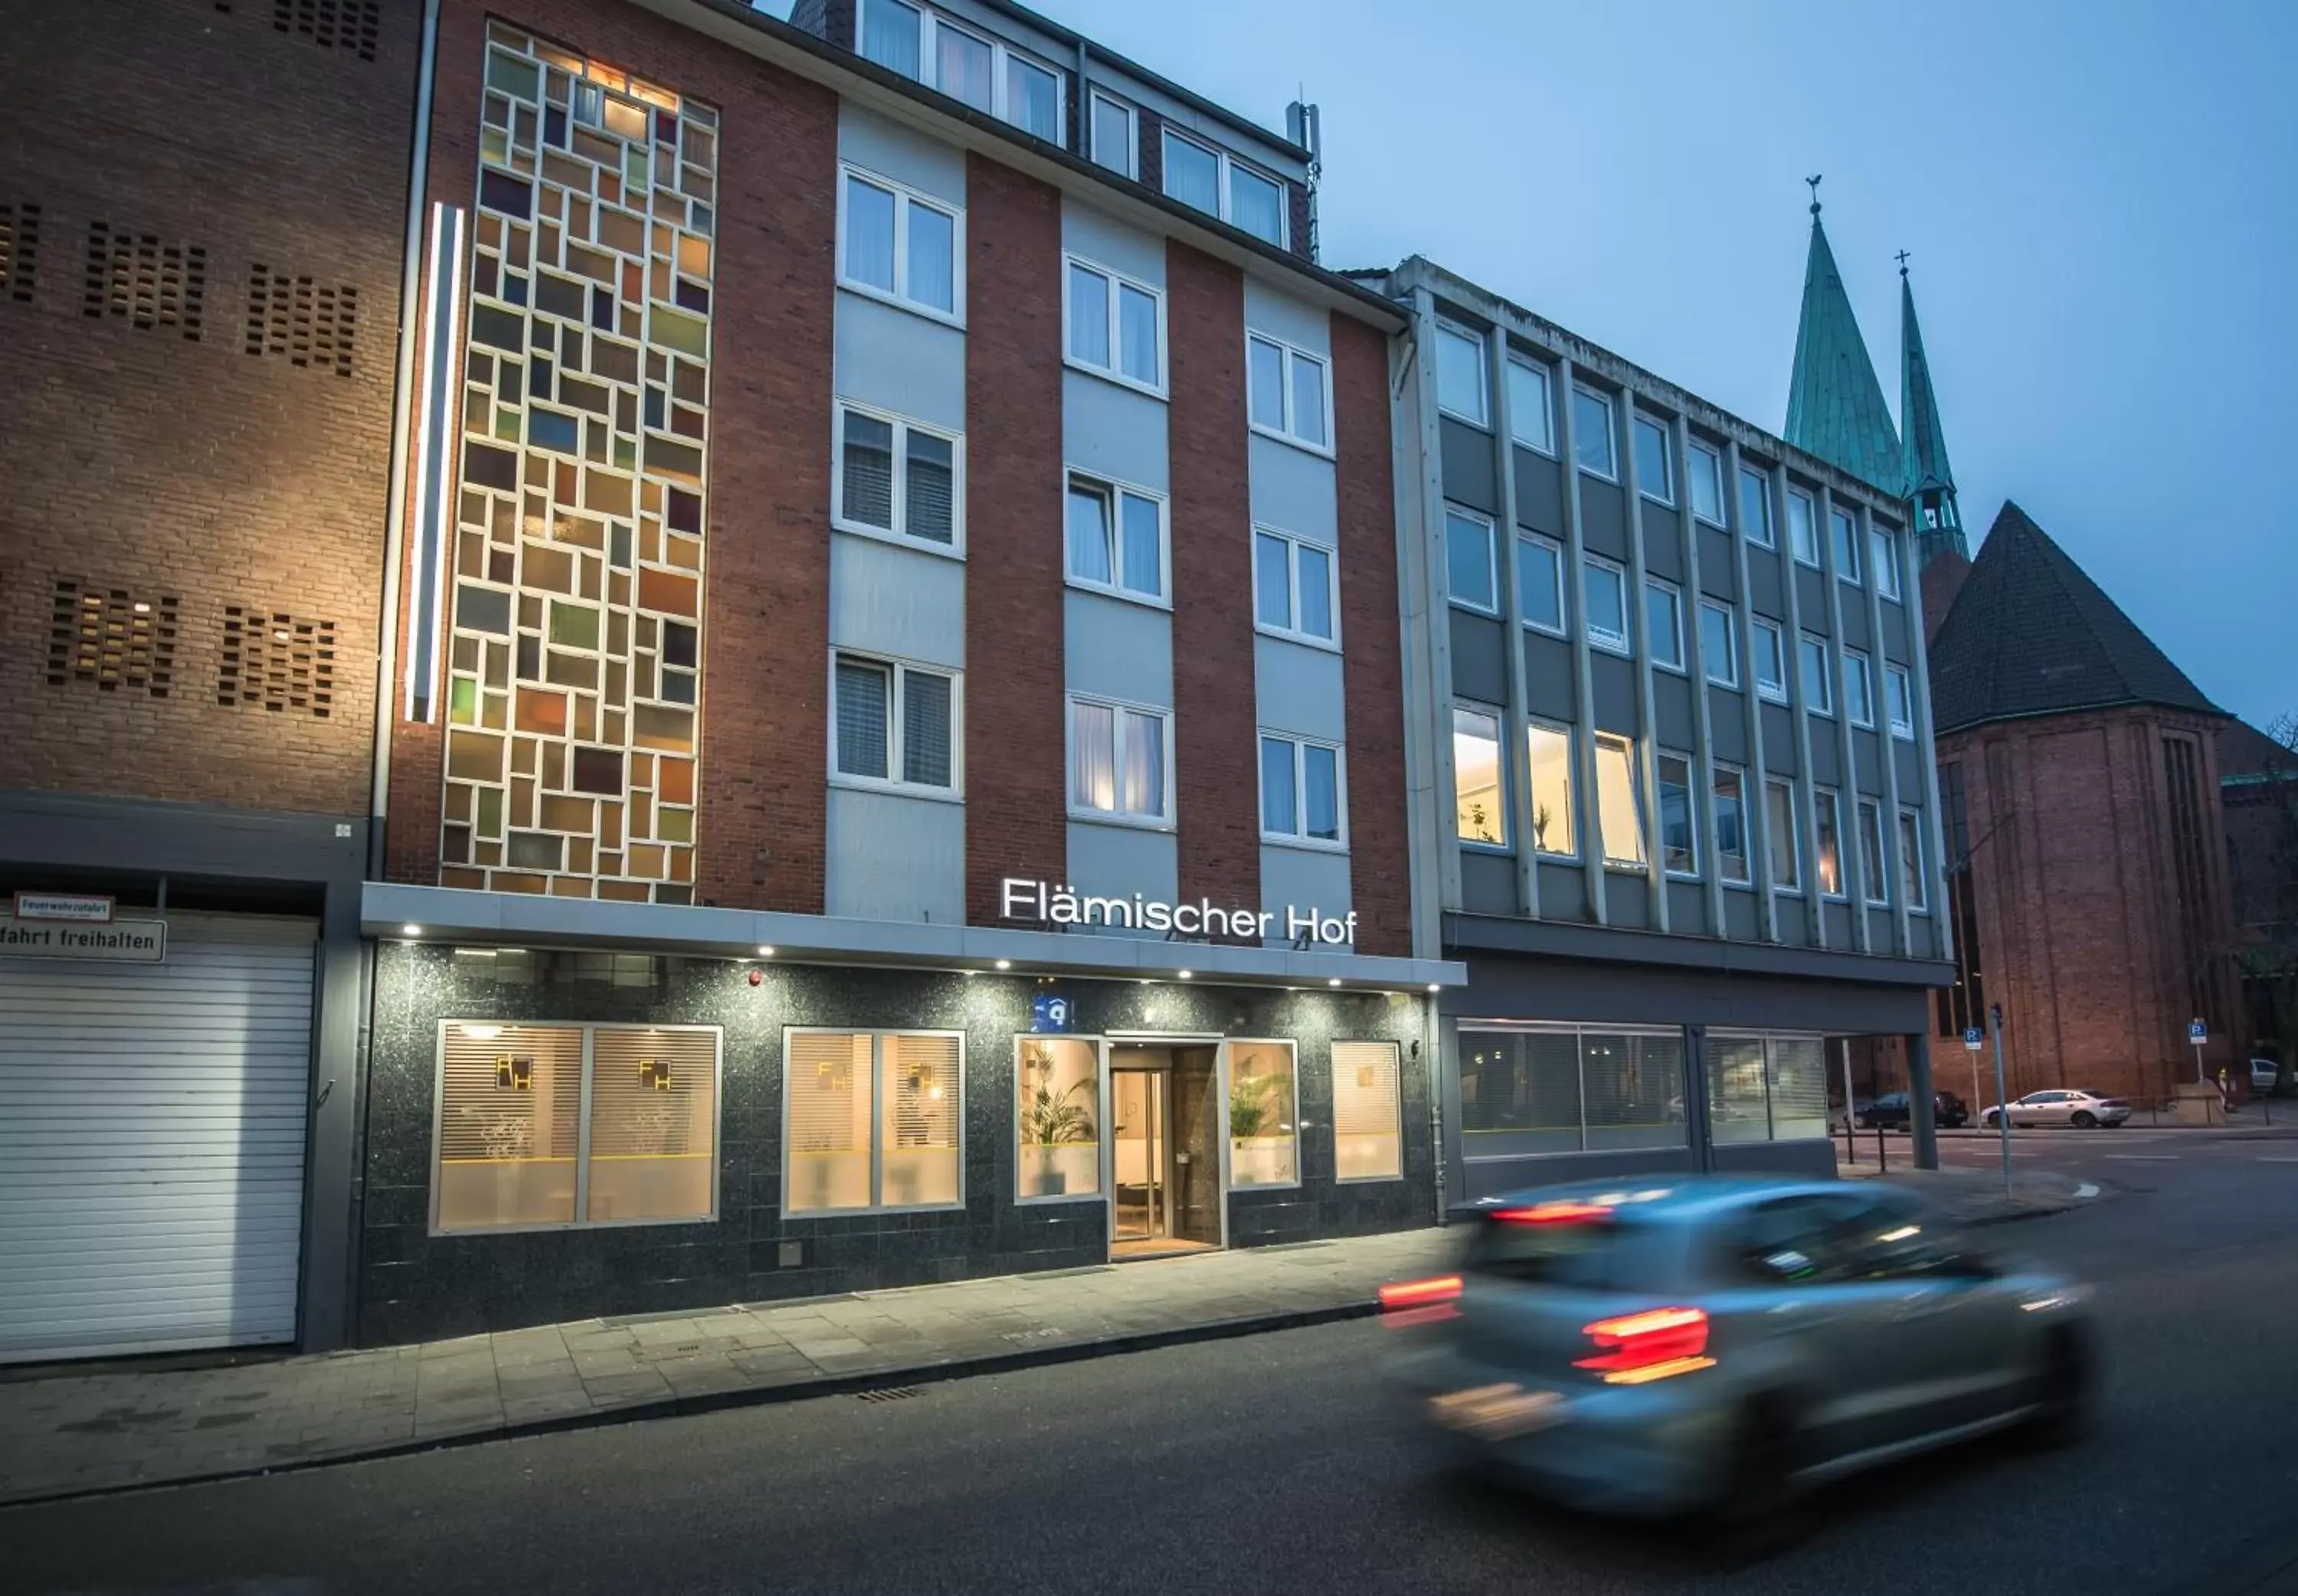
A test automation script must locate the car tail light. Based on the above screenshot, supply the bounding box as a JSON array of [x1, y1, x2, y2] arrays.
[[1379, 1275, 1462, 1326], [1491, 1200, 1613, 1225], [2101, 1098, 2128, 1109], [1573, 1307, 1715, 1384]]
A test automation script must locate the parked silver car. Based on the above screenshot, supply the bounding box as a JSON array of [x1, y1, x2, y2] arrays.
[[1384, 1179, 2093, 1540], [1979, 1088, 2133, 1128]]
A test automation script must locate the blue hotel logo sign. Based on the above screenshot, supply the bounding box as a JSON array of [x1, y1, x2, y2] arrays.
[[1031, 995, 1073, 1034]]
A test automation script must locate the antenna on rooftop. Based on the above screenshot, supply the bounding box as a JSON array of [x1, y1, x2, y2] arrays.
[[1286, 96, 1322, 263]]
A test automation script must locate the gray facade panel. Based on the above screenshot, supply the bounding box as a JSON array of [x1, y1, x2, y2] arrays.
[[1524, 631, 1576, 723], [1709, 692, 1749, 763], [825, 787, 965, 923], [1796, 567, 1829, 629], [1652, 674, 1695, 751], [834, 293, 967, 433], [1724, 888, 1760, 940], [1605, 872, 1651, 930], [1537, 862, 1588, 922], [1060, 199, 1167, 286], [1460, 850, 1519, 917], [1259, 844, 1353, 944], [1590, 652, 1638, 735], [1065, 589, 1173, 708], [829, 531, 967, 669], [1915, 915, 1944, 960], [1811, 731, 1842, 788], [1447, 952, 1931, 1035], [1065, 371, 1170, 493], [1710, 1140, 1838, 1179], [1776, 896, 1809, 944], [1253, 634, 1347, 744], [1579, 478, 1628, 561], [839, 102, 966, 204], [1667, 880, 1707, 934], [1823, 901, 1854, 947], [1698, 525, 1737, 601], [1841, 600, 1872, 651], [1746, 548, 1783, 617], [1853, 731, 1884, 796], [1880, 601, 1913, 666], [1641, 502, 1684, 581], [1895, 741, 1928, 798], [1067, 819, 1179, 917], [1867, 908, 1895, 950], [1761, 705, 1798, 770], [1449, 610, 1509, 706], [1514, 449, 1565, 537], [1439, 417, 1496, 515], [1251, 432, 1339, 538]]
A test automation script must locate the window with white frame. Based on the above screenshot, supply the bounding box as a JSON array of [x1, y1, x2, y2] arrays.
[[1088, 89, 1135, 178], [1765, 776, 1801, 891], [1527, 721, 1576, 857], [1228, 1041, 1298, 1187], [1753, 617, 1789, 702], [1799, 632, 1834, 716], [1246, 332, 1329, 451], [1645, 577, 1684, 671], [1686, 440, 1724, 525], [1900, 809, 1929, 910], [1161, 129, 1286, 247], [1738, 465, 1775, 548], [1713, 766, 1751, 884], [1886, 662, 1916, 738], [1830, 505, 1861, 582], [1445, 506, 1498, 614], [1657, 752, 1697, 876], [1858, 798, 1890, 905], [833, 652, 959, 794], [1455, 705, 1505, 845], [1815, 787, 1845, 898], [1583, 555, 1629, 653], [1787, 487, 1819, 566], [1066, 473, 1166, 603], [1633, 413, 1672, 503], [1435, 319, 1488, 426], [1843, 648, 1875, 728], [1518, 534, 1565, 635], [1572, 385, 1616, 479], [833, 403, 961, 549], [1016, 1037, 1100, 1202], [1331, 1041, 1403, 1182], [1260, 732, 1344, 846], [840, 165, 961, 320], [859, 0, 1063, 142], [1066, 257, 1163, 393], [1699, 600, 1738, 687], [1507, 356, 1555, 453], [1254, 526, 1338, 646], [786, 1029, 961, 1214], [434, 1021, 721, 1232], [1069, 695, 1170, 823], [1873, 526, 1903, 600], [1593, 732, 1645, 869]]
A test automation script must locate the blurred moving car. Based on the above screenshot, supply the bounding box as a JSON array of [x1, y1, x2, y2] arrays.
[[1979, 1089, 2132, 1129], [1383, 1180, 2092, 1541], [1855, 1091, 1969, 1131]]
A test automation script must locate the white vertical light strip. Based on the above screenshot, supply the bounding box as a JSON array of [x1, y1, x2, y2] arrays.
[[403, 201, 466, 724]]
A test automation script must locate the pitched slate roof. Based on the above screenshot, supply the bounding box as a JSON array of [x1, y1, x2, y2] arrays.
[[1929, 502, 2223, 735], [1784, 208, 1903, 494]]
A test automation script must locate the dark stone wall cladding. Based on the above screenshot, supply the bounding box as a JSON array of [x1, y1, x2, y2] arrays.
[[361, 946, 1435, 1346]]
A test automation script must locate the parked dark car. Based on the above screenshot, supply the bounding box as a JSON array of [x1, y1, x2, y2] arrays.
[[1856, 1091, 1970, 1130]]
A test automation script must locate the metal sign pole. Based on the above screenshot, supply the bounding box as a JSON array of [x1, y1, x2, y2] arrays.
[[1841, 1039, 1857, 1165], [1990, 1006, 2012, 1199]]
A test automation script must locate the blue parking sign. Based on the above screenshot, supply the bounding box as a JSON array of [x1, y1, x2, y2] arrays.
[[1962, 1027, 1983, 1051], [2188, 1018, 2208, 1043]]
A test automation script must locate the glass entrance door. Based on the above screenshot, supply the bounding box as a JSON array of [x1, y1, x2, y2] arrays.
[[1111, 1068, 1168, 1247]]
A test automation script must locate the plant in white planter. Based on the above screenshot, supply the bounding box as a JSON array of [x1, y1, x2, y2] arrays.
[[1229, 1072, 1289, 1186], [1023, 1071, 1095, 1195]]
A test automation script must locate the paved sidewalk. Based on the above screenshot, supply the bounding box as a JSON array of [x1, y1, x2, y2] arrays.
[[1835, 1156, 2100, 1222], [0, 1228, 1454, 1509]]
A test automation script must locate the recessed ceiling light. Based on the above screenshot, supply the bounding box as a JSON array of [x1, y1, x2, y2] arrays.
[[401, 924, 423, 937], [1327, 976, 1343, 988], [1177, 970, 1193, 980], [757, 945, 776, 957], [1427, 983, 1442, 993], [994, 958, 1012, 970]]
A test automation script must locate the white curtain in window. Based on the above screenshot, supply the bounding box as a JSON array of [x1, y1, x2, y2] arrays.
[[1254, 531, 1291, 628], [843, 175, 897, 293], [905, 202, 954, 313], [1229, 165, 1284, 244], [1304, 744, 1340, 841], [1296, 543, 1333, 638], [1248, 336, 1286, 431], [1068, 263, 1109, 367], [1119, 492, 1160, 596], [936, 25, 993, 110], [1120, 708, 1163, 816], [902, 670, 952, 788], [1007, 56, 1059, 140], [1289, 352, 1327, 446], [1071, 700, 1115, 810], [1260, 737, 1297, 835], [1162, 132, 1219, 212], [1066, 484, 1112, 584], [835, 659, 890, 780], [1091, 96, 1131, 173], [1118, 283, 1158, 384], [860, 0, 921, 77]]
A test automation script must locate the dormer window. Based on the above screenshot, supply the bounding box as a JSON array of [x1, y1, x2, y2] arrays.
[[1160, 128, 1287, 247], [859, 0, 1064, 144]]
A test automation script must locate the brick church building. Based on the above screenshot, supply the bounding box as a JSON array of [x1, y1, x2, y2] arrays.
[[1784, 198, 2244, 1108]]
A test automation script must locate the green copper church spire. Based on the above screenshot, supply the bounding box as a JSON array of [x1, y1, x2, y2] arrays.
[[1782, 179, 1903, 495], [1899, 258, 1966, 565]]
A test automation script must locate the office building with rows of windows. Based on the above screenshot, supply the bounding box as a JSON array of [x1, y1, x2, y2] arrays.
[[1362, 253, 1953, 1202]]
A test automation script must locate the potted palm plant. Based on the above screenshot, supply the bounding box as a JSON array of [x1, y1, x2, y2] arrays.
[[1022, 1064, 1095, 1196]]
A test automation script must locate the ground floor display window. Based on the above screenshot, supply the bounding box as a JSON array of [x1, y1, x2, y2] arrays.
[[1333, 1041, 1404, 1180], [785, 1029, 964, 1214], [434, 1021, 721, 1232], [1227, 1041, 1300, 1187], [1456, 1024, 1688, 1156], [1016, 1037, 1102, 1200], [1707, 1032, 1828, 1143]]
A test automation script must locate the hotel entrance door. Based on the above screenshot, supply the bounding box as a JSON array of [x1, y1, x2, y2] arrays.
[[1108, 1044, 1221, 1259]]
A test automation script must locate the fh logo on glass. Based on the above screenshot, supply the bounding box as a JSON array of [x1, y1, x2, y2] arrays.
[[1000, 878, 1357, 947]]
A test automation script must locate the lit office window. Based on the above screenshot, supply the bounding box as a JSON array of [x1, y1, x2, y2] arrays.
[[787, 1030, 961, 1213], [1332, 1042, 1403, 1181], [1594, 733, 1645, 869], [1527, 721, 1576, 857], [1815, 787, 1845, 898], [1454, 706, 1505, 845]]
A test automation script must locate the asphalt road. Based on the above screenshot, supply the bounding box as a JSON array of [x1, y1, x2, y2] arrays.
[[8, 1131, 2297, 1596]]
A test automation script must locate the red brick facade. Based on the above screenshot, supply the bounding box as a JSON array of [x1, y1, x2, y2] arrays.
[[0, 0, 417, 818], [381, 0, 839, 910], [962, 155, 1068, 926], [1330, 315, 1409, 958], [1943, 705, 2243, 1103], [1165, 242, 1261, 917]]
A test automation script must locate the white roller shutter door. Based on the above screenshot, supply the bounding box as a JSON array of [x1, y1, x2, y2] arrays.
[[0, 912, 316, 1362]]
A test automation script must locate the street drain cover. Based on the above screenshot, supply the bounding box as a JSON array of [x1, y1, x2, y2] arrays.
[[856, 1385, 923, 1404]]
